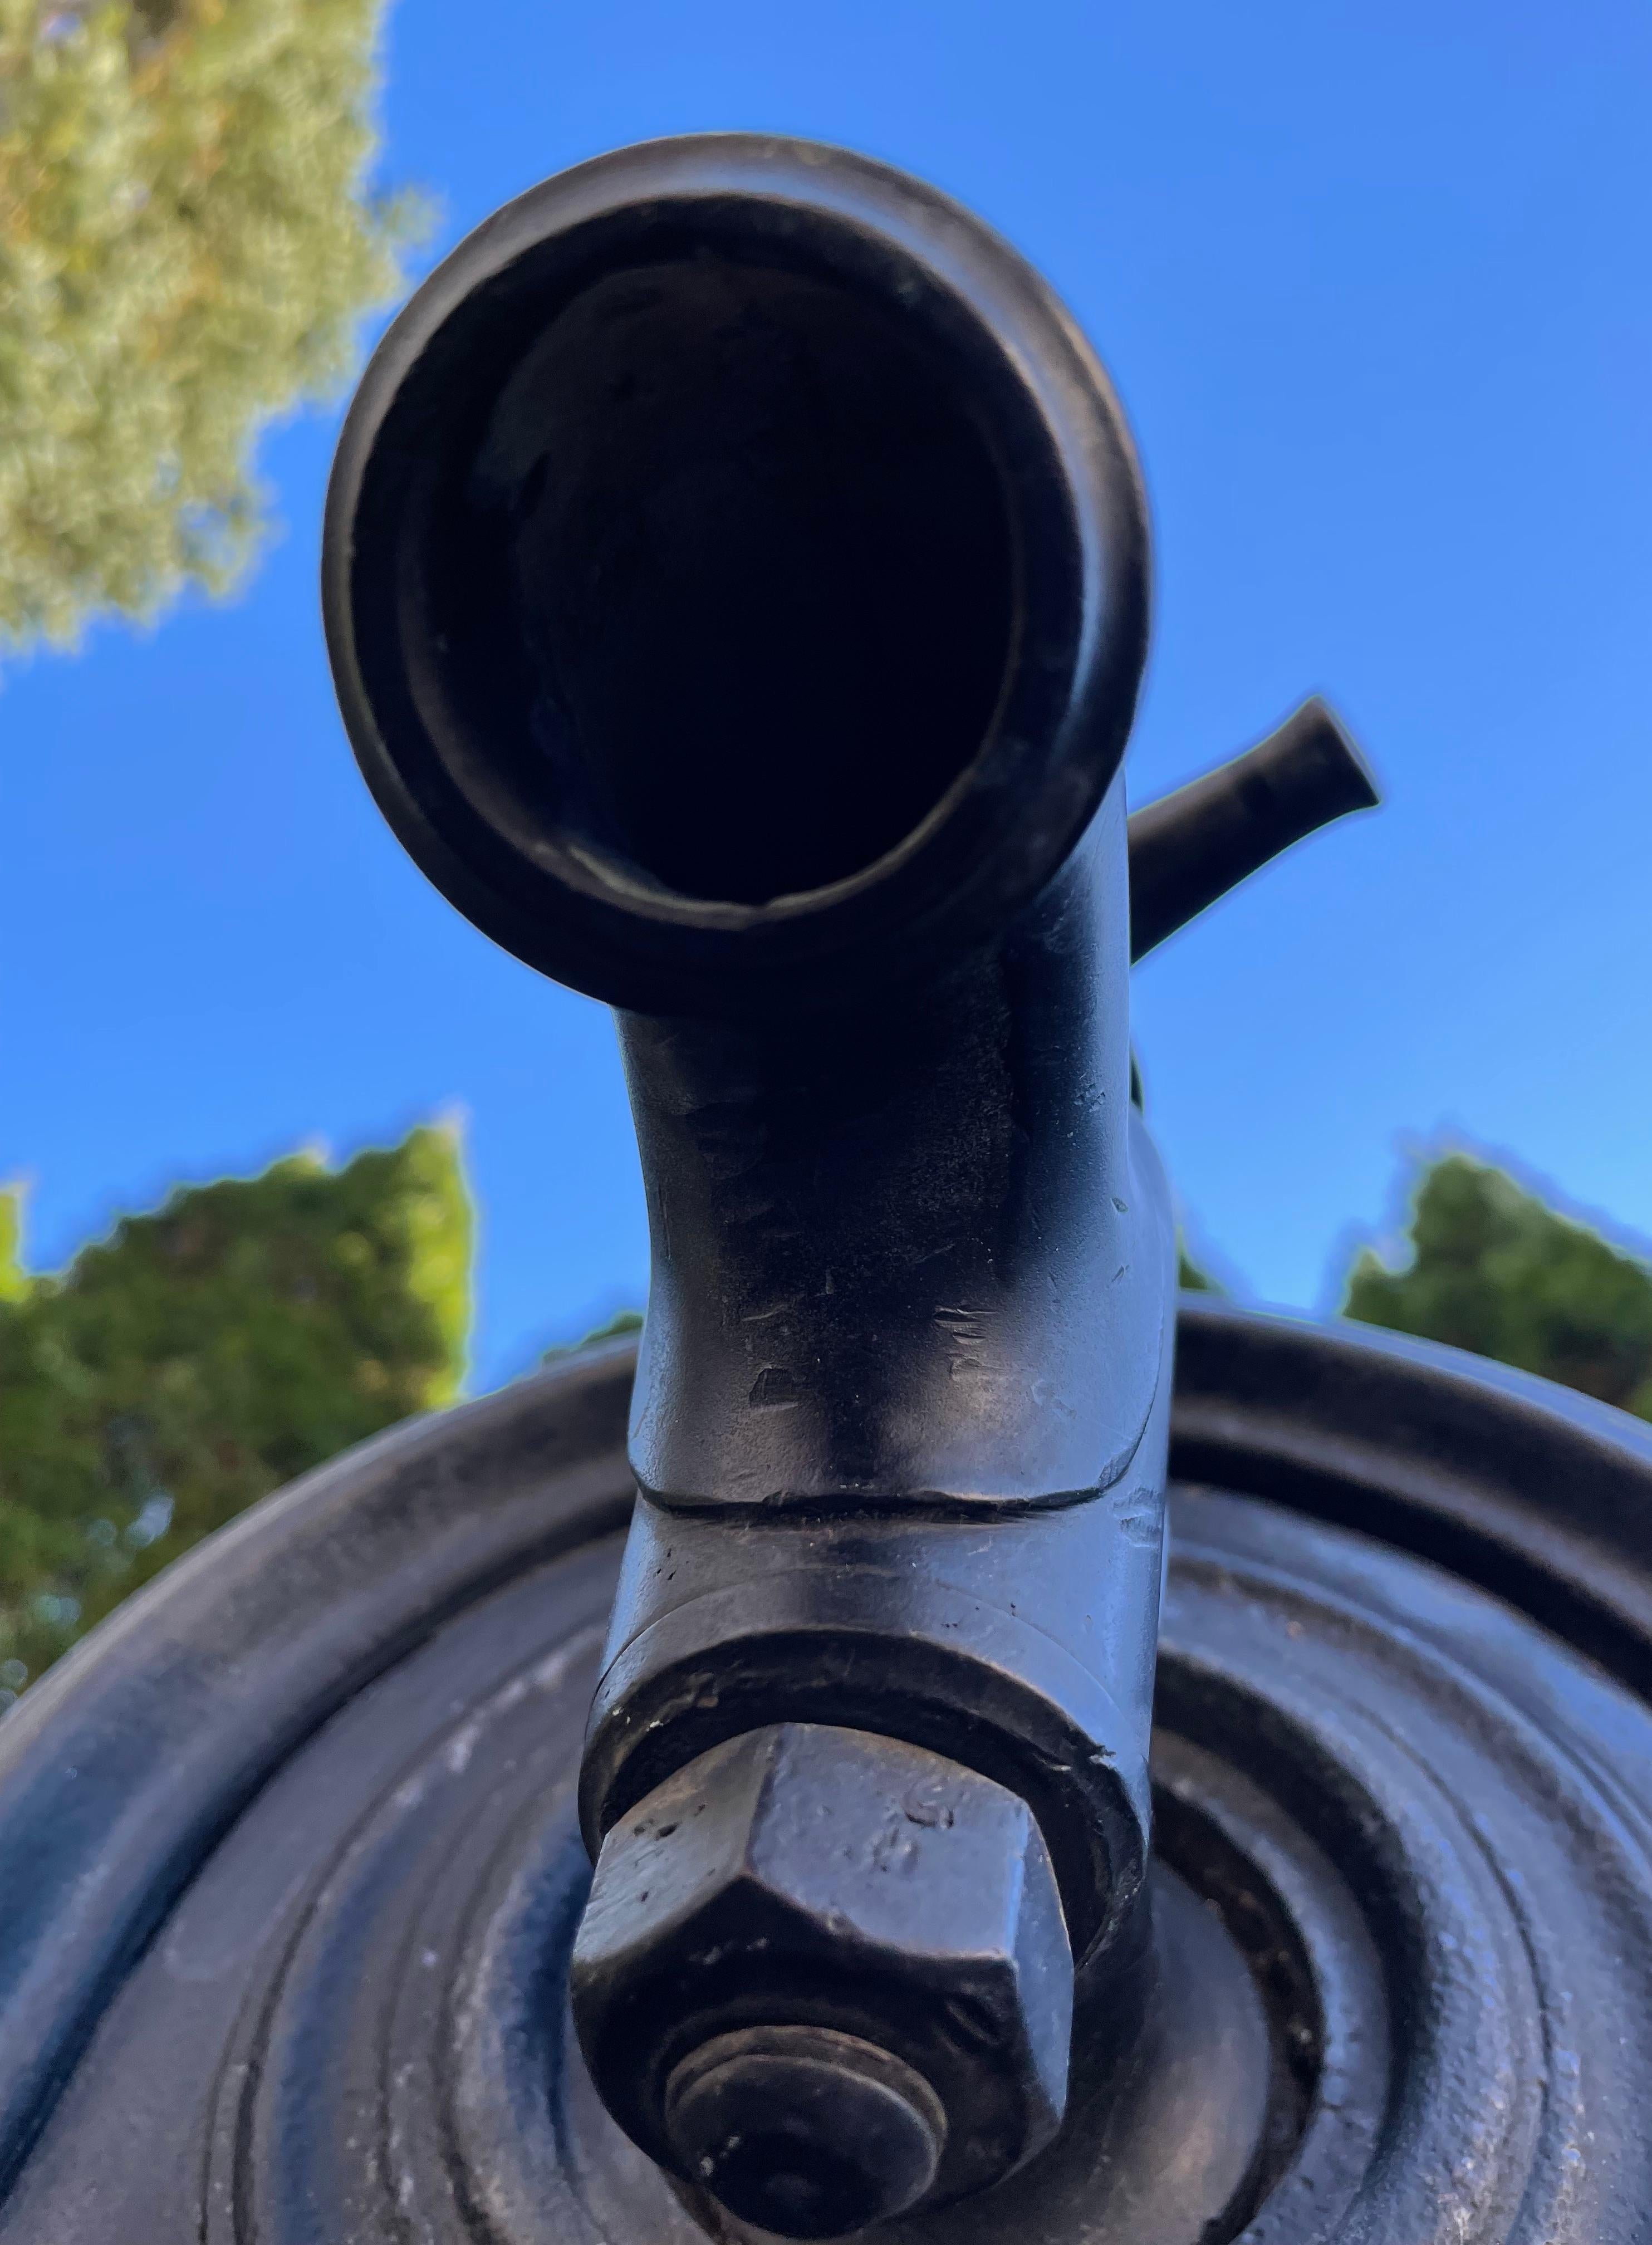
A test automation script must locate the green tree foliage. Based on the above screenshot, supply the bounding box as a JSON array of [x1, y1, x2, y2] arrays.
[[0, 1125, 470, 1702], [543, 1307, 644, 1362], [1178, 1243, 1220, 1293], [1344, 1153, 1652, 1420], [0, 0, 418, 651]]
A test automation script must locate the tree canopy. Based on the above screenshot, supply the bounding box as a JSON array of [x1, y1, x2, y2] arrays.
[[0, 0, 416, 651], [0, 1124, 470, 1702], [1178, 1244, 1219, 1293], [1343, 1153, 1652, 1419]]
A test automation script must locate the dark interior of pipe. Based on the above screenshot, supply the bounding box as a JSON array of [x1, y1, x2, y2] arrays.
[[462, 256, 1017, 905]]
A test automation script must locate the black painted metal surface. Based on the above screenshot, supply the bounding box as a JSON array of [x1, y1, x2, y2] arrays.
[[318, 139, 1391, 2217], [575, 1722, 1075, 2232], [1126, 698, 1378, 963], [4, 1306, 1652, 2240], [323, 133, 1186, 2206]]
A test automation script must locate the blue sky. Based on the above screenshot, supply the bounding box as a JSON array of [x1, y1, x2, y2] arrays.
[[5, 0, 1650, 1388]]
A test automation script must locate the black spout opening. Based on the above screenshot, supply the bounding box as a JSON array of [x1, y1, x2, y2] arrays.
[[471, 258, 1017, 906], [326, 136, 1151, 1012]]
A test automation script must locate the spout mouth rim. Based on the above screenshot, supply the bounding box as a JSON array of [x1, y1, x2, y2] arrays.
[[324, 131, 1149, 1016]]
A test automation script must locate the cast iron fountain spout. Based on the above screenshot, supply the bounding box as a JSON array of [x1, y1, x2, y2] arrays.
[[323, 133, 1374, 2237]]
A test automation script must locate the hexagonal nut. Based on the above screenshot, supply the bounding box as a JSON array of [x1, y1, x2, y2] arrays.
[[570, 1721, 1073, 2224]]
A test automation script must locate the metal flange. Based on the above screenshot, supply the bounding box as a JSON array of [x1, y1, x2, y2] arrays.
[[3, 1303, 1652, 2243]]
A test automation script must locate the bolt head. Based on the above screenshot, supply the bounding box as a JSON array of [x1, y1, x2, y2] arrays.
[[570, 1722, 1073, 2229]]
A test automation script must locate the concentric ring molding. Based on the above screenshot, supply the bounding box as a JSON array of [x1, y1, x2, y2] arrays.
[[4, 1305, 1652, 2243]]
